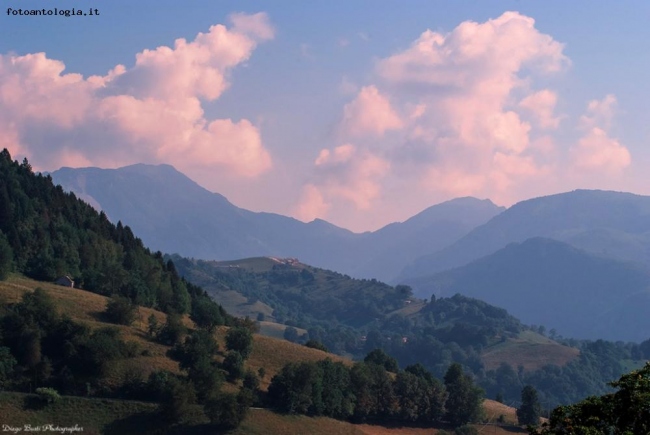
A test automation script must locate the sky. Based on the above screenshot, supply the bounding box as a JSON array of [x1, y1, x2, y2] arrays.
[[1, 1, 650, 232]]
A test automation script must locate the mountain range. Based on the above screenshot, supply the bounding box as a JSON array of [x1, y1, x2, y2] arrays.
[[398, 189, 650, 281], [51, 164, 503, 282], [51, 164, 650, 342]]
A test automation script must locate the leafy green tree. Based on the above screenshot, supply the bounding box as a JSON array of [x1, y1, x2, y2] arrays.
[[305, 339, 328, 352], [535, 362, 650, 435], [444, 363, 485, 427], [223, 351, 245, 382], [394, 368, 447, 423], [156, 313, 186, 346], [243, 369, 260, 392], [349, 362, 397, 422], [104, 296, 137, 326], [172, 329, 219, 370], [364, 348, 399, 372], [204, 390, 251, 429], [190, 296, 224, 332], [283, 326, 299, 343], [517, 385, 541, 426], [226, 327, 253, 359], [268, 362, 323, 415]]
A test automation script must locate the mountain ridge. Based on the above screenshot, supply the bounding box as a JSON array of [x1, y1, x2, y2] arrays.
[[51, 163, 503, 281], [404, 237, 650, 342], [398, 189, 650, 281]]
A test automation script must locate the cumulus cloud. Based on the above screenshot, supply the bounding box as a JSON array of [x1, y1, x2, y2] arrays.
[[0, 13, 274, 179], [580, 94, 617, 129], [340, 86, 403, 137], [373, 11, 568, 203], [519, 89, 561, 129], [571, 128, 630, 173], [295, 144, 390, 221], [571, 95, 630, 174], [295, 11, 576, 223]]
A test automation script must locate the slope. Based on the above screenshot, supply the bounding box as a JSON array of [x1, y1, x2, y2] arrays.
[[171, 255, 579, 376], [399, 189, 650, 280], [0, 275, 520, 434], [405, 237, 650, 341]]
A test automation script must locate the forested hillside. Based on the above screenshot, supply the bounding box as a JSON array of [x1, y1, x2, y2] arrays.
[[0, 149, 227, 320], [0, 149, 510, 433], [171, 255, 648, 408]]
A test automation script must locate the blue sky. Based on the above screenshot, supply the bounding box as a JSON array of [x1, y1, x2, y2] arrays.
[[2, 1, 649, 231]]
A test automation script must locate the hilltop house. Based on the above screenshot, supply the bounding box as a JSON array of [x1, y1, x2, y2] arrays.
[[55, 275, 74, 288]]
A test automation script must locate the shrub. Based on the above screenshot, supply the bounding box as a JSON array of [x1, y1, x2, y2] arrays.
[[304, 339, 328, 352], [35, 387, 60, 404], [104, 296, 137, 326]]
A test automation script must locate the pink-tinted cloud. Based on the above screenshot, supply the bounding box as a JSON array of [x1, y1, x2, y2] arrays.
[[377, 11, 568, 91], [571, 128, 630, 173], [571, 95, 630, 174], [519, 90, 561, 129], [0, 13, 274, 179], [296, 144, 390, 221], [340, 86, 403, 137], [580, 94, 617, 129], [294, 184, 330, 222], [294, 11, 574, 226], [369, 11, 568, 205]]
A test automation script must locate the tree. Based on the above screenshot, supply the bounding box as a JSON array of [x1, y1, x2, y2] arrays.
[[517, 385, 541, 426], [160, 377, 197, 424], [156, 313, 186, 346], [204, 391, 251, 429], [304, 339, 328, 352], [223, 351, 245, 381], [535, 362, 650, 435], [364, 348, 399, 372], [444, 363, 485, 427], [226, 327, 253, 359], [190, 296, 224, 332], [104, 296, 137, 326], [0, 231, 12, 280], [284, 326, 299, 343]]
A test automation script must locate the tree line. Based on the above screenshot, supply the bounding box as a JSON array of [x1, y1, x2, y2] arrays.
[[266, 348, 484, 431]]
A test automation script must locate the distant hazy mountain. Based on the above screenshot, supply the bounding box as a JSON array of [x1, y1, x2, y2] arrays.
[[350, 197, 504, 281], [405, 237, 650, 342], [399, 190, 650, 281], [51, 164, 502, 281]]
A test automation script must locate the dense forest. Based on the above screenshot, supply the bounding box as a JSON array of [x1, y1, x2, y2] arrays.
[[0, 149, 230, 321]]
